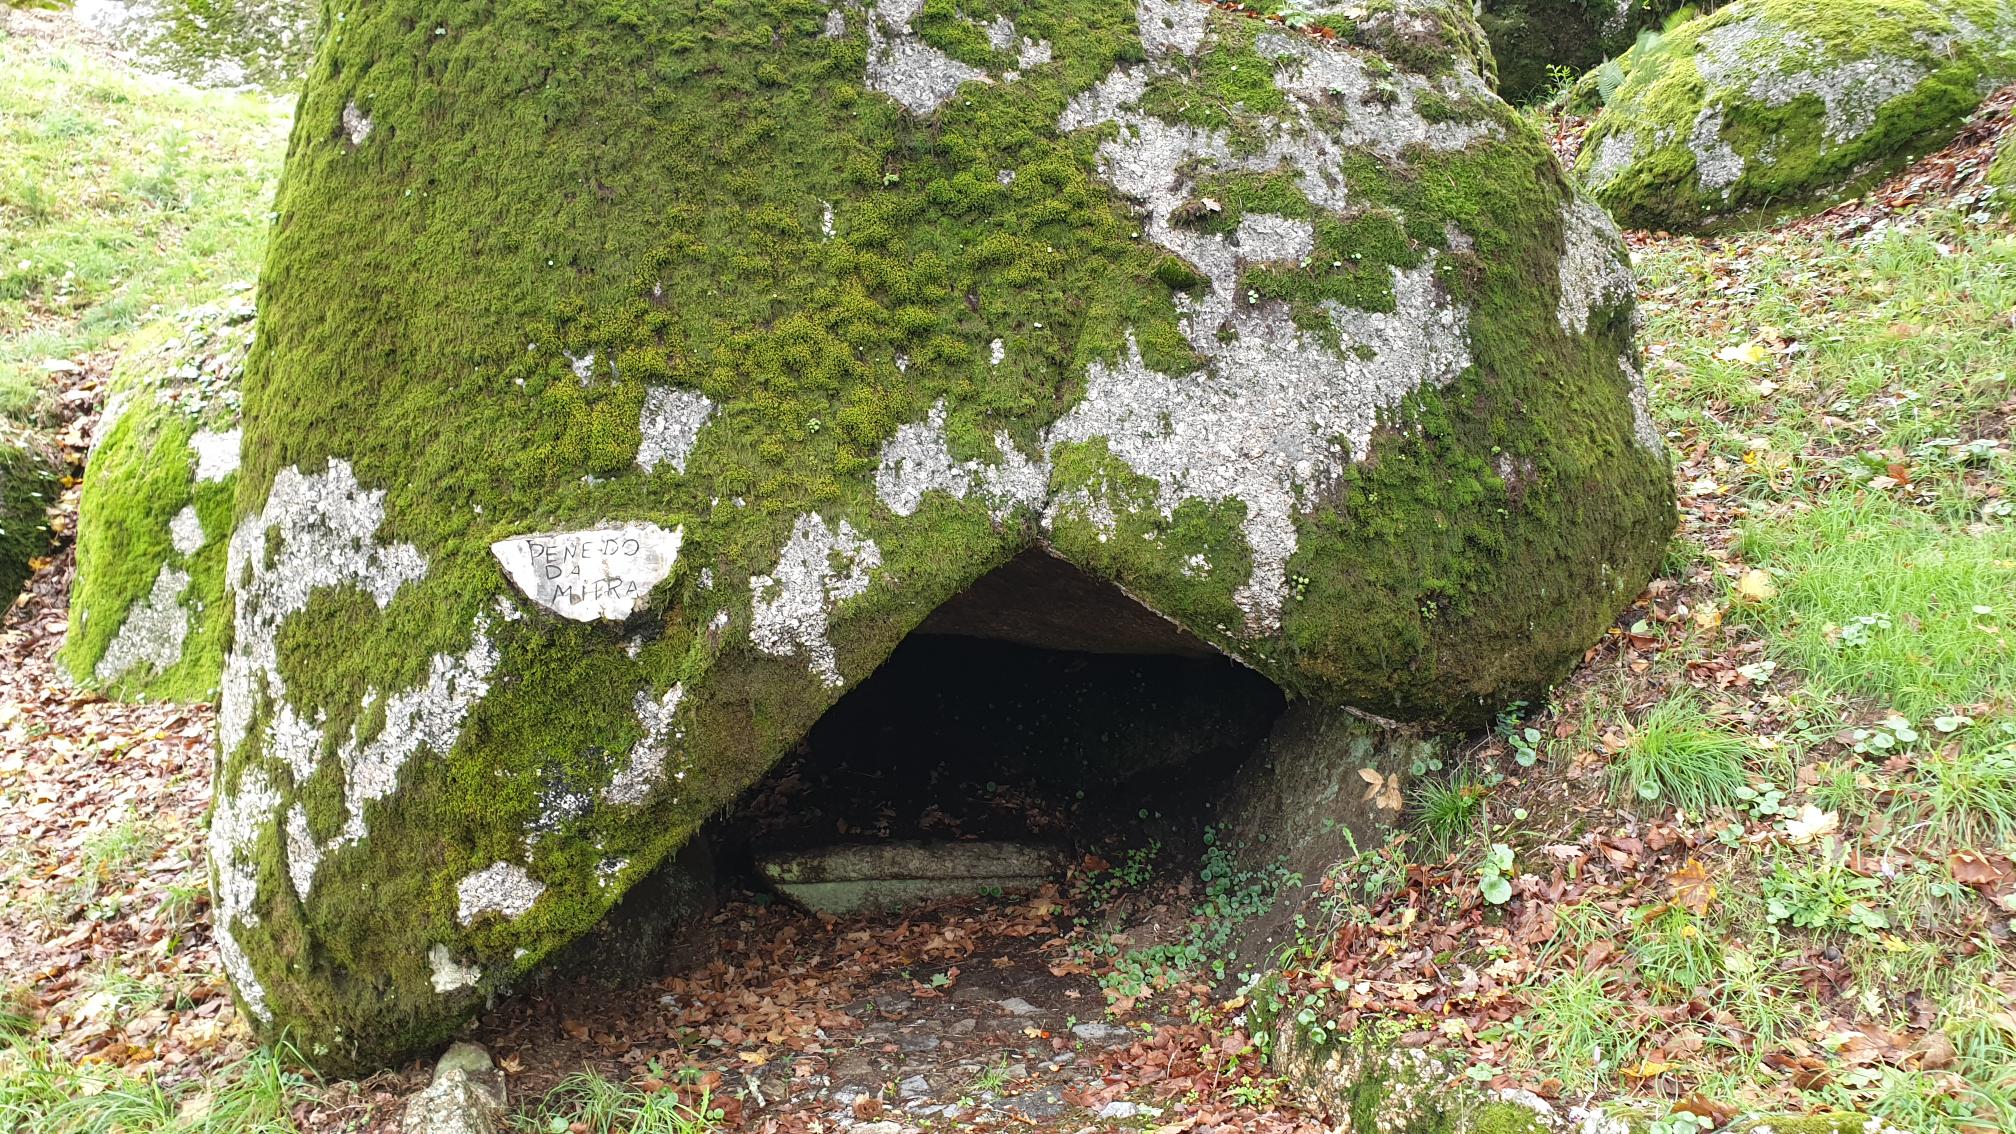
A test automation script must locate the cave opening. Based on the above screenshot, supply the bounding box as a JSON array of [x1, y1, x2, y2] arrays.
[[715, 548, 1290, 913]]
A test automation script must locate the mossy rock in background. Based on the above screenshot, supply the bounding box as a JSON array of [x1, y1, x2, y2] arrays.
[[60, 294, 250, 701], [1577, 0, 2016, 230], [211, 0, 1672, 1073], [1479, 0, 1710, 105], [0, 425, 58, 607], [1989, 123, 2016, 207]]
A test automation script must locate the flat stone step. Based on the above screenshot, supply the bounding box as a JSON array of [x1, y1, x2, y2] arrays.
[[757, 841, 1066, 914]]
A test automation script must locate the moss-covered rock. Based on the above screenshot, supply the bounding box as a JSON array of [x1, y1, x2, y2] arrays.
[[61, 295, 251, 701], [1577, 0, 2016, 230], [0, 425, 57, 606], [1989, 122, 2016, 206], [1479, 0, 1710, 105], [212, 0, 1672, 1072]]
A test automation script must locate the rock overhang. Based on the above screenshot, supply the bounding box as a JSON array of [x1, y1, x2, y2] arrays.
[[209, 0, 1674, 1072]]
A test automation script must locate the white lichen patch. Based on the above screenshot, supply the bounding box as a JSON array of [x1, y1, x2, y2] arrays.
[[428, 944, 481, 994], [1583, 129, 1639, 191], [95, 564, 192, 683], [168, 503, 206, 557], [455, 861, 545, 926], [863, 0, 990, 115], [1556, 197, 1636, 336], [190, 428, 241, 483], [750, 513, 882, 688], [1042, 18, 1487, 632], [1695, 15, 1930, 144], [1688, 105, 1745, 194], [1136, 0, 1209, 57], [209, 767, 281, 1023], [491, 523, 683, 622], [219, 459, 428, 761], [605, 684, 686, 806], [1620, 352, 1663, 452], [340, 101, 372, 146], [636, 386, 717, 474], [874, 400, 1046, 521], [1046, 267, 1472, 633]]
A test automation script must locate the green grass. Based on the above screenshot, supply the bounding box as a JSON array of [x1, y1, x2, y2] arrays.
[[0, 1036, 311, 1133], [0, 26, 285, 420], [1610, 691, 1753, 814], [1511, 969, 1651, 1092], [1409, 772, 1486, 854], [512, 1070, 721, 1134]]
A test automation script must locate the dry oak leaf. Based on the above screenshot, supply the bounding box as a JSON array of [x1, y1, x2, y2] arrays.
[[1359, 768, 1403, 812], [1946, 849, 2013, 889]]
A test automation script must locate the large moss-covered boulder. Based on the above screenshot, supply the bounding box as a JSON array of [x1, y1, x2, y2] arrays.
[[211, 0, 1672, 1072], [0, 426, 57, 606], [61, 296, 250, 700], [1480, 0, 1708, 105], [1577, 0, 2016, 229]]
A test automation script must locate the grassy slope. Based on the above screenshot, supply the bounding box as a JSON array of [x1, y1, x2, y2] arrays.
[[0, 21, 284, 420]]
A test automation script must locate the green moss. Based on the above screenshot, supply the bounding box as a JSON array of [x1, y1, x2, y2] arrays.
[[216, 0, 1669, 1074], [0, 427, 56, 605], [1578, 0, 2016, 230]]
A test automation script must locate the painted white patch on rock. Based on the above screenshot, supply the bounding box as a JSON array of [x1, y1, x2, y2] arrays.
[[169, 504, 206, 557], [605, 684, 686, 806], [428, 944, 481, 994], [456, 862, 545, 926], [873, 400, 1046, 521], [95, 564, 192, 683], [636, 386, 716, 474], [190, 428, 241, 482], [1556, 197, 1636, 335], [750, 513, 882, 688], [210, 767, 281, 1023], [491, 523, 683, 622], [864, 0, 990, 115]]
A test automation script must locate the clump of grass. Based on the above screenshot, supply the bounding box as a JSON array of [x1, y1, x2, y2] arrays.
[[1409, 772, 1485, 854], [1914, 743, 2016, 846], [514, 1069, 720, 1134], [1609, 692, 1752, 814], [1511, 969, 1651, 1092]]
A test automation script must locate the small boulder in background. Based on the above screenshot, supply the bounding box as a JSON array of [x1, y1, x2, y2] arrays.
[[1579, 0, 2016, 229], [60, 291, 250, 701]]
